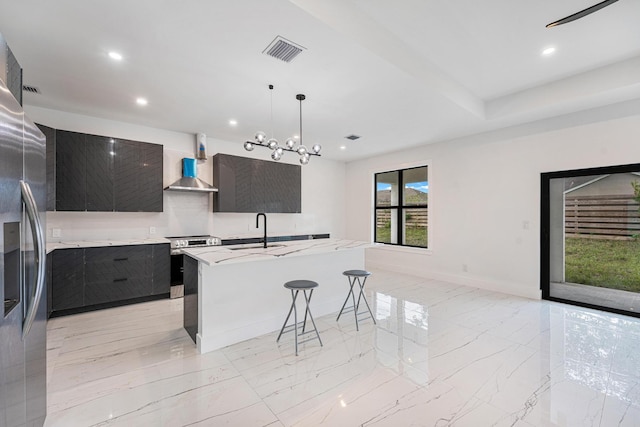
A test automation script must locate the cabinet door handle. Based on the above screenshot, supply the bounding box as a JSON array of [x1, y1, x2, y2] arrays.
[[114, 257, 128, 261], [113, 278, 128, 283]]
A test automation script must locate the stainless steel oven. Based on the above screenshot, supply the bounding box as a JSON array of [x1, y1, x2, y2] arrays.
[[166, 235, 221, 298]]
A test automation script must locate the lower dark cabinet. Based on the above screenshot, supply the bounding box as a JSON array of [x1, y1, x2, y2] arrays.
[[49, 243, 170, 316], [85, 277, 151, 306], [51, 248, 84, 311], [152, 244, 170, 295]]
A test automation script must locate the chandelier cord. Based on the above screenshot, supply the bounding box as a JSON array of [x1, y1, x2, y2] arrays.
[[269, 84, 274, 139]]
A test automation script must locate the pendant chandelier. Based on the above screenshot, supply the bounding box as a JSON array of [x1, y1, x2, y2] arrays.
[[244, 84, 321, 165]]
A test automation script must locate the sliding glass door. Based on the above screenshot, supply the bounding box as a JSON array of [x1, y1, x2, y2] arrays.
[[541, 163, 640, 317]]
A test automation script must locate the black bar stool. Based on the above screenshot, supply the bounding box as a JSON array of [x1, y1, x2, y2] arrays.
[[276, 280, 323, 356], [336, 270, 376, 331]]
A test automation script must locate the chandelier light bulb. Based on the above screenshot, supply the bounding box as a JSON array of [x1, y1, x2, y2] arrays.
[[275, 146, 284, 155], [300, 153, 310, 165], [255, 131, 266, 143], [285, 138, 296, 149], [271, 150, 282, 161], [244, 141, 254, 151], [312, 144, 322, 154], [267, 138, 278, 150], [297, 145, 307, 156]]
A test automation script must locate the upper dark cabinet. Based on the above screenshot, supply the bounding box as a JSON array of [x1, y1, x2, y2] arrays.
[[115, 140, 163, 212], [42, 126, 163, 212], [85, 134, 115, 211], [212, 153, 301, 213], [38, 124, 56, 211], [55, 130, 87, 211]]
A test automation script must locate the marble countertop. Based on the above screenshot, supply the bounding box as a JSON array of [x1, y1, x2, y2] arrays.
[[184, 239, 373, 266], [217, 232, 329, 240], [46, 238, 170, 253]]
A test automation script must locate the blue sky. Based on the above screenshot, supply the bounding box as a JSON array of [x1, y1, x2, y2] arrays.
[[377, 182, 429, 193]]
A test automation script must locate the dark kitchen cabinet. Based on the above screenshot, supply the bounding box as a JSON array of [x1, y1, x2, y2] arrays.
[[44, 126, 163, 212], [139, 142, 163, 212], [114, 139, 163, 212], [39, 124, 56, 211], [84, 245, 151, 306], [151, 243, 170, 295], [6, 45, 22, 106], [55, 130, 87, 211], [85, 134, 114, 211], [51, 248, 85, 311], [212, 153, 301, 213], [46, 252, 53, 318], [49, 243, 170, 316]]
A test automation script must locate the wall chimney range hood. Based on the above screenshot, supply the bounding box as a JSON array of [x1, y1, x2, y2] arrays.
[[165, 158, 218, 193]]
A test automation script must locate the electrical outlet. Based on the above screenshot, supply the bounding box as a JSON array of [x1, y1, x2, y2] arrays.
[[149, 226, 156, 235], [52, 228, 61, 238]]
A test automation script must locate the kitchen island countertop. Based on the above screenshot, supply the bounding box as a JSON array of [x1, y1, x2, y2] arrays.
[[183, 238, 373, 266]]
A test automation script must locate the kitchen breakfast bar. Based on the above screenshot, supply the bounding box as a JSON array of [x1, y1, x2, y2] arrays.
[[182, 239, 372, 354]]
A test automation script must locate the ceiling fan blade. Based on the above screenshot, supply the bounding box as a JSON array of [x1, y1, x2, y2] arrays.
[[546, 0, 619, 28]]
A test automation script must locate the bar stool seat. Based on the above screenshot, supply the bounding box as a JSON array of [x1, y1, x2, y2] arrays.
[[336, 270, 376, 331], [276, 280, 323, 356]]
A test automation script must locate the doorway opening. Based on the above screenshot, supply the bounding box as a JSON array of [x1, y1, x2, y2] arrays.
[[541, 163, 640, 317]]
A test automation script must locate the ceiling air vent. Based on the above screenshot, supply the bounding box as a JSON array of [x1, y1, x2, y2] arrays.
[[263, 36, 306, 63], [345, 134, 361, 141], [22, 85, 40, 94]]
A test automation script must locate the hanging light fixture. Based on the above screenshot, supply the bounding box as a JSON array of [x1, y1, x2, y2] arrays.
[[244, 84, 321, 165]]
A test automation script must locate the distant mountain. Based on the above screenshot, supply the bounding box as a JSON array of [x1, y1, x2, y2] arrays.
[[377, 188, 427, 204]]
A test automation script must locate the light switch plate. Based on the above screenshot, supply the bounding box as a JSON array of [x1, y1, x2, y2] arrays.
[[52, 228, 61, 238], [149, 226, 156, 235]]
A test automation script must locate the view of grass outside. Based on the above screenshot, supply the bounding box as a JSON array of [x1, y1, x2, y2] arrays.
[[375, 226, 427, 247], [375, 225, 427, 243], [565, 237, 640, 292]]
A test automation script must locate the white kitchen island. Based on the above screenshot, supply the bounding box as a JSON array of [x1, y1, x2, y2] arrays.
[[182, 239, 371, 354]]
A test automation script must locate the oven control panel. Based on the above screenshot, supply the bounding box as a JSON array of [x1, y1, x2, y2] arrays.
[[169, 236, 221, 250]]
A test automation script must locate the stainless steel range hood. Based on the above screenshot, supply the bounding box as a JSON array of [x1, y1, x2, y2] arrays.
[[165, 158, 218, 193]]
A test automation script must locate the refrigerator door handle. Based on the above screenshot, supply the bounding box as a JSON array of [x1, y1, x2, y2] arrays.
[[20, 180, 45, 339]]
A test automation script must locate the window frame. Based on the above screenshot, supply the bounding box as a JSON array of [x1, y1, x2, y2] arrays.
[[374, 165, 428, 249]]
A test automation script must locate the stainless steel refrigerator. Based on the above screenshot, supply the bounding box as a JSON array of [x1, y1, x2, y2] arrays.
[[0, 73, 48, 424]]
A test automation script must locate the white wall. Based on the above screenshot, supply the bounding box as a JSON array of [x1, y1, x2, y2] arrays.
[[346, 103, 640, 299], [28, 106, 347, 242]]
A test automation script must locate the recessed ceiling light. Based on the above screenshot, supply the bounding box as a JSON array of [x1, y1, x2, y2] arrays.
[[108, 51, 123, 61], [136, 97, 148, 106], [542, 46, 556, 56], [340, 145, 346, 150], [229, 119, 237, 126]]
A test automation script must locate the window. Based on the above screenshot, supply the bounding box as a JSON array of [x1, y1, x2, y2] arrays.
[[374, 166, 428, 248]]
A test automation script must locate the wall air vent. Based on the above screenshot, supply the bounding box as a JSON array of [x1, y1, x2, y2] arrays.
[[263, 36, 306, 63], [22, 85, 40, 94], [345, 134, 361, 140]]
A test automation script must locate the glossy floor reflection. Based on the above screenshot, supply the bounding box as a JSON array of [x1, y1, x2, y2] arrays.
[[44, 270, 640, 426]]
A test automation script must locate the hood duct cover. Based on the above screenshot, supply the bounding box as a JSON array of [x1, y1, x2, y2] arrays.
[[165, 158, 218, 193]]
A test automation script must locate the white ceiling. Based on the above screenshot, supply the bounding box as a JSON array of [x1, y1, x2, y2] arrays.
[[1, 0, 639, 162]]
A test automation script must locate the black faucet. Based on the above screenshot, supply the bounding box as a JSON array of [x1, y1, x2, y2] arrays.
[[256, 213, 267, 248]]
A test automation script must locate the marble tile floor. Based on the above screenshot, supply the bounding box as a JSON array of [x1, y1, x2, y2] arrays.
[[44, 269, 640, 426]]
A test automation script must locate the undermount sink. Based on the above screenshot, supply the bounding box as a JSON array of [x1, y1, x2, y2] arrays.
[[226, 244, 286, 251]]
